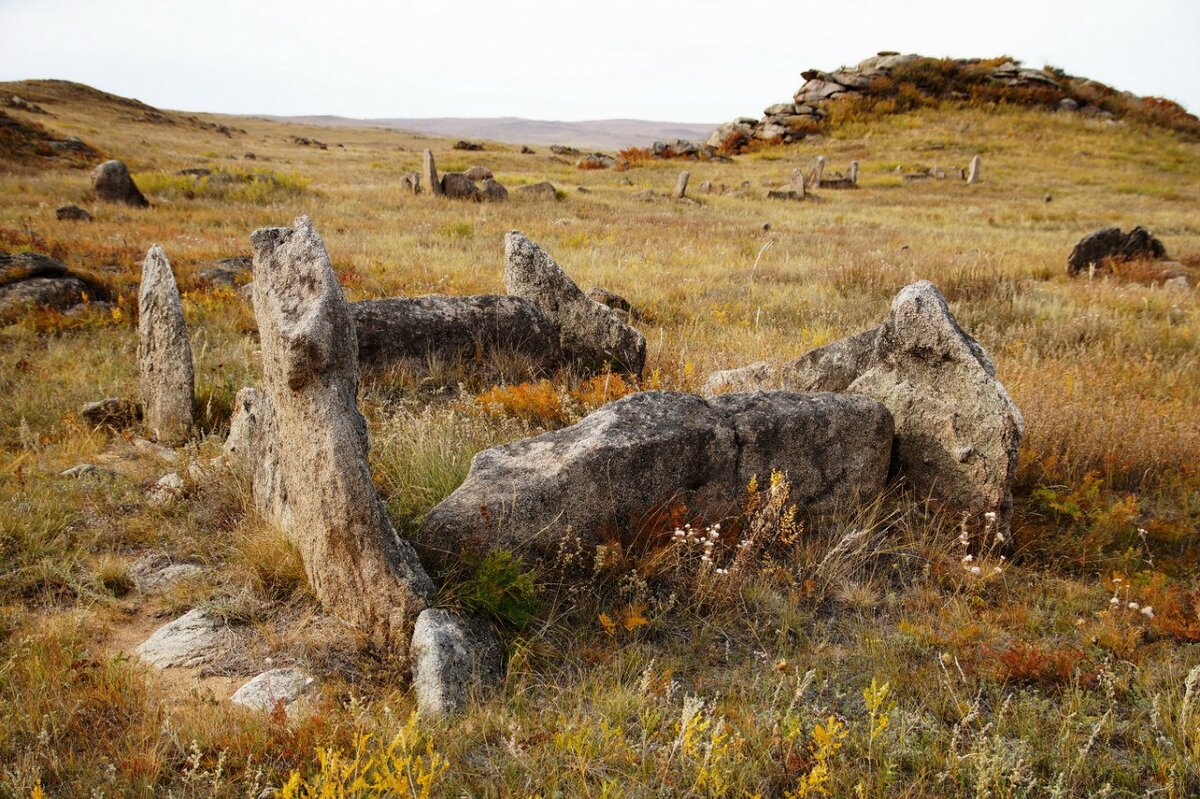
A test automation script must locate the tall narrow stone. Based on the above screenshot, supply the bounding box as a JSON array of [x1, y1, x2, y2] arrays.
[[137, 246, 193, 444], [810, 155, 826, 187], [791, 168, 807, 196], [674, 171, 690, 199], [967, 155, 981, 184], [849, 161, 860, 185], [250, 216, 434, 654], [423, 149, 442, 197]]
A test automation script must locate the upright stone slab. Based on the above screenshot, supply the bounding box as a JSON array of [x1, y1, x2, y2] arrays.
[[849, 161, 860, 186], [93, 160, 149, 207], [847, 281, 1022, 534], [810, 155, 826, 187], [423, 149, 442, 197], [674, 171, 690, 199], [504, 231, 646, 377], [250, 216, 434, 654], [966, 155, 981, 184], [137, 246, 194, 444]]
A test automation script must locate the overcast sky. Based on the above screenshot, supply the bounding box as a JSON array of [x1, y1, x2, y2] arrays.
[[2, 0, 1197, 122]]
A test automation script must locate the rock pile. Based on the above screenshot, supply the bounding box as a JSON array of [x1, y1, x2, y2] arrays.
[[421, 391, 894, 559], [708, 52, 1193, 152], [703, 281, 1023, 536], [421, 150, 508, 201]]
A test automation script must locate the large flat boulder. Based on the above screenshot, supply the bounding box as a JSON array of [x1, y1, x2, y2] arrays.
[[420, 390, 893, 559], [349, 295, 560, 374], [504, 232, 646, 377]]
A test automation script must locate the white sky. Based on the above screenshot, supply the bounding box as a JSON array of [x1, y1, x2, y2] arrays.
[[2, 0, 1198, 122]]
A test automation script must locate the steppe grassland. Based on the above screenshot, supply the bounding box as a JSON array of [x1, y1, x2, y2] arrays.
[[0, 90, 1198, 797]]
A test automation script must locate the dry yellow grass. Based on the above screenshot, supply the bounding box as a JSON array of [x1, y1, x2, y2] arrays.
[[1, 80, 1198, 797]]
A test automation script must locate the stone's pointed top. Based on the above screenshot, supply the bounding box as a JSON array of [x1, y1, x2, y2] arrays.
[[881, 280, 993, 374], [138, 243, 193, 444]]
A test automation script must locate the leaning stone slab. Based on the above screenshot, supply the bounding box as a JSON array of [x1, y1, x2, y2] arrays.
[[349, 295, 560, 374], [250, 216, 434, 655], [420, 390, 892, 558], [845, 281, 1023, 534], [514, 181, 558, 200], [423, 149, 442, 197], [137, 608, 230, 669], [504, 231, 646, 377], [137, 246, 194, 444], [411, 609, 505, 718], [231, 667, 316, 714]]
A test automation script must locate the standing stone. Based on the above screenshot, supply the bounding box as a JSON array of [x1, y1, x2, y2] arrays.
[[674, 171, 690, 200], [846, 282, 1022, 535], [137, 246, 194, 444], [849, 161, 860, 186], [223, 387, 261, 462], [423, 149, 442, 197], [967, 155, 981, 184], [504, 231, 646, 377], [400, 172, 420, 195], [810, 155, 826, 188], [92, 160, 149, 207], [411, 609, 505, 717], [250, 216, 434, 655]]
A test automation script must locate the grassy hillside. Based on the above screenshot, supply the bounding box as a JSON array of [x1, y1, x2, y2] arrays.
[[0, 80, 1198, 797]]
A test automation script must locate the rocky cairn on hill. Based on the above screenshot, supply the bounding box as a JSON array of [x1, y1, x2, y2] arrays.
[[710, 52, 1199, 152]]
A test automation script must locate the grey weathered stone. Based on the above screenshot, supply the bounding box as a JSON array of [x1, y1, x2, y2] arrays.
[[504, 231, 646, 377], [849, 161, 860, 185], [440, 172, 479, 200], [130, 551, 204, 592], [92, 159, 149, 207], [400, 172, 420, 194], [782, 328, 880, 392], [411, 609, 504, 718], [966, 155, 981, 184], [137, 246, 194, 444], [514, 181, 558, 200], [231, 668, 316, 714], [1066, 226, 1167, 275], [137, 608, 229, 668], [586, 287, 632, 315], [250, 216, 434, 655], [56, 204, 92, 221], [349, 295, 560, 374], [423, 149, 442, 197], [846, 282, 1022, 534], [81, 397, 142, 430], [674, 171, 690, 200], [0, 251, 70, 284], [479, 177, 509, 202], [701, 361, 777, 396], [420, 390, 893, 558], [197, 256, 252, 288], [223, 387, 261, 462], [464, 166, 493, 181], [575, 153, 616, 169], [147, 470, 187, 507]]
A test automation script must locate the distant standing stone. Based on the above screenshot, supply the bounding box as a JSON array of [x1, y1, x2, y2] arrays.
[[423, 149, 442, 197], [967, 155, 981, 184], [137, 246, 194, 444], [92, 160, 149, 207], [674, 171, 690, 199], [400, 172, 420, 194]]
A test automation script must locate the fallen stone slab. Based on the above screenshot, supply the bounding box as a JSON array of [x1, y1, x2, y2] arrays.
[[231, 667, 316, 714], [130, 551, 204, 592], [701, 361, 778, 396], [349, 295, 560, 375], [137, 608, 230, 669], [411, 609, 504, 718], [514, 181, 558, 200], [504, 231, 646, 377], [420, 390, 893, 559], [0, 275, 90, 320], [56, 204, 92, 222], [80, 397, 142, 430]]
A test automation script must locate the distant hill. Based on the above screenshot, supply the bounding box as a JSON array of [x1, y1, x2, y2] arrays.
[[256, 115, 720, 151]]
